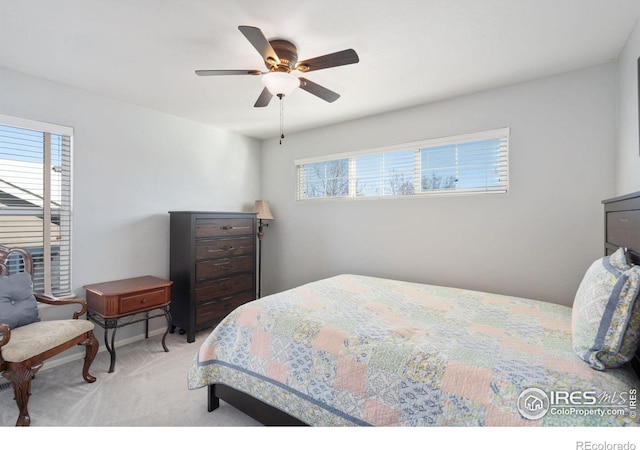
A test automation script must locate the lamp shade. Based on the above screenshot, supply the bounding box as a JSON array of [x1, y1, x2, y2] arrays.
[[262, 72, 299, 96], [253, 200, 274, 220]]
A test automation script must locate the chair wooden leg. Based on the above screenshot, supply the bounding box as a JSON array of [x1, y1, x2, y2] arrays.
[[3, 361, 43, 426], [81, 331, 98, 383]]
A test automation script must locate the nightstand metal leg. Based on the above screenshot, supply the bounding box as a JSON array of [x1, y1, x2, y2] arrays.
[[161, 307, 171, 352], [103, 318, 118, 373]]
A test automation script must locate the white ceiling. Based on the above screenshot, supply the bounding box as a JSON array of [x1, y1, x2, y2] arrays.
[[1, 0, 639, 140]]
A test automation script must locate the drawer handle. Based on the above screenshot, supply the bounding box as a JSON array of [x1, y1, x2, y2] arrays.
[[141, 298, 148, 304], [215, 263, 231, 270], [207, 246, 236, 253], [221, 226, 250, 230], [220, 284, 231, 291]]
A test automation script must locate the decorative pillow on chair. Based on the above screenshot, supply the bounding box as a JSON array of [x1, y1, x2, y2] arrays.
[[572, 247, 640, 370], [0, 272, 41, 329]]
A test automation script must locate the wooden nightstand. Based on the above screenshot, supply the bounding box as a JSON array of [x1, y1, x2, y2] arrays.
[[84, 276, 173, 373]]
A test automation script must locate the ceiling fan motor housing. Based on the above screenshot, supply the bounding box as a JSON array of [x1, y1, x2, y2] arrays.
[[268, 40, 299, 72]]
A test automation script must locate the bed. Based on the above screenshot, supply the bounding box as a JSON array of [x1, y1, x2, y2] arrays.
[[187, 192, 640, 426]]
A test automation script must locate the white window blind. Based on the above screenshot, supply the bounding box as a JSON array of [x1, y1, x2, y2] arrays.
[[0, 115, 73, 296], [296, 128, 509, 200]]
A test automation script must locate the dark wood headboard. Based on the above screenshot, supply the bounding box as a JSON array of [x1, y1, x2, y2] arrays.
[[602, 191, 640, 376]]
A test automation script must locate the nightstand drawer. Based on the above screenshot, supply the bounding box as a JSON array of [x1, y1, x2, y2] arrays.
[[85, 276, 172, 317], [196, 292, 255, 325], [119, 288, 167, 314], [195, 236, 254, 260], [196, 218, 254, 238], [196, 255, 253, 280]]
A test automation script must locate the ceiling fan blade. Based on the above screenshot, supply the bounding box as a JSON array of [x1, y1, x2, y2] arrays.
[[238, 26, 280, 65], [296, 49, 359, 72], [298, 77, 340, 103], [195, 69, 262, 76], [254, 87, 273, 107]]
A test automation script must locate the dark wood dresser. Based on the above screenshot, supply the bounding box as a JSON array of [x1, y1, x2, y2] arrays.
[[169, 211, 257, 342]]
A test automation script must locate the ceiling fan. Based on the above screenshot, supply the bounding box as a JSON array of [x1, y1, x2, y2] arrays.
[[195, 25, 360, 107]]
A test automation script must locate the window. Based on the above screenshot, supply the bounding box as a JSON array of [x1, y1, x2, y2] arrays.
[[296, 128, 509, 200], [0, 114, 73, 296]]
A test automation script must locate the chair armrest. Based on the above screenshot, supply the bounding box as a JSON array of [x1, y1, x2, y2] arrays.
[[34, 293, 89, 319], [0, 322, 10, 351], [0, 323, 8, 366]]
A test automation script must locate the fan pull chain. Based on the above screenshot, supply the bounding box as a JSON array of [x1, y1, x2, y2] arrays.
[[278, 94, 285, 145]]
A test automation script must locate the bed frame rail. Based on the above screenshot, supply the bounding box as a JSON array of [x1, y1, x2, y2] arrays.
[[208, 384, 307, 426]]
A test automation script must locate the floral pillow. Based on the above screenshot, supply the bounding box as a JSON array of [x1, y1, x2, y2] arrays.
[[572, 247, 640, 370], [0, 272, 40, 329]]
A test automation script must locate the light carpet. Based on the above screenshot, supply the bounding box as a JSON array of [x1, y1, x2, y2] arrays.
[[0, 328, 261, 427]]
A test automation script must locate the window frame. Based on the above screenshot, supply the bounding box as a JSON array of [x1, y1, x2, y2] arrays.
[[0, 113, 73, 296], [295, 128, 509, 201]]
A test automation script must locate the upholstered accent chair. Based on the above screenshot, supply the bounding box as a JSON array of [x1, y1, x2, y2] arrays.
[[0, 246, 98, 426]]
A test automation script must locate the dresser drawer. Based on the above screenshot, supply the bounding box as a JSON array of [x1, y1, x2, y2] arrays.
[[606, 210, 640, 250], [119, 288, 168, 315], [196, 255, 253, 280], [194, 273, 254, 304], [195, 236, 254, 260], [195, 292, 255, 325], [196, 218, 254, 238]]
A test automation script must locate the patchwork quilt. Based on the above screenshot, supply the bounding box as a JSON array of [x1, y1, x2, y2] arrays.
[[187, 274, 639, 426]]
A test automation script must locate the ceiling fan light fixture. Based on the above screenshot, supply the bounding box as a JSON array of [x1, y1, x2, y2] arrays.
[[262, 71, 299, 97]]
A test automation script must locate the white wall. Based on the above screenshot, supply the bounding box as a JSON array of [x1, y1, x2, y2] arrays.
[[616, 19, 640, 195], [260, 64, 618, 307], [0, 67, 261, 352]]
